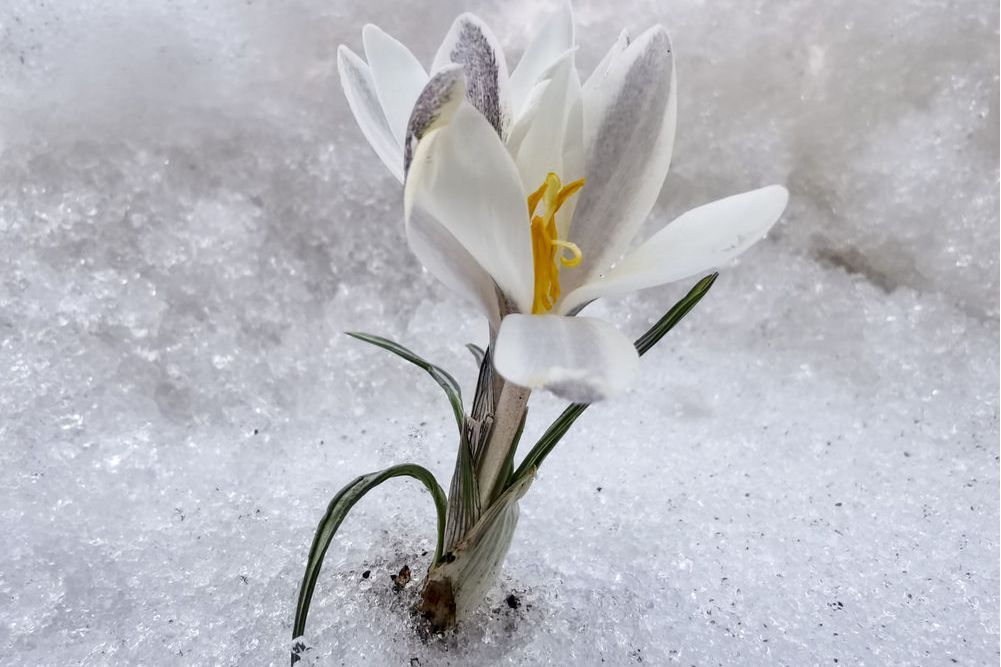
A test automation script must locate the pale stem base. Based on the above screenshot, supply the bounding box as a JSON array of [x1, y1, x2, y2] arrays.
[[419, 363, 533, 630]]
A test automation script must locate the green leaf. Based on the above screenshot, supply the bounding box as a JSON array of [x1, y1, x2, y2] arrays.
[[291, 464, 447, 660], [465, 343, 486, 367], [509, 273, 718, 482], [458, 437, 479, 523], [634, 273, 718, 356], [443, 433, 481, 549], [346, 332, 464, 434], [508, 403, 586, 485]]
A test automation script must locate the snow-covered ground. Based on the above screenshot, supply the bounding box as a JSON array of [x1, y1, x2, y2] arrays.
[[1, 1, 997, 664]]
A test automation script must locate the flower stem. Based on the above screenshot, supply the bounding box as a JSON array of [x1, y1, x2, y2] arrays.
[[474, 378, 530, 507], [420, 347, 531, 629]]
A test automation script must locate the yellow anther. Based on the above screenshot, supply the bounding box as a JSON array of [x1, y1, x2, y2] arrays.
[[527, 172, 586, 314]]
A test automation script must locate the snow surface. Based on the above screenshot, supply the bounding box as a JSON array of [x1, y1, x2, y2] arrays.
[[1, 0, 998, 665]]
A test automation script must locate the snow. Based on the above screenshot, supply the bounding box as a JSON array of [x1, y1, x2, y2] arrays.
[[1, 0, 998, 665]]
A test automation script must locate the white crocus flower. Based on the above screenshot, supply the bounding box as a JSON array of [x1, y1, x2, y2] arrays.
[[338, 4, 789, 403]]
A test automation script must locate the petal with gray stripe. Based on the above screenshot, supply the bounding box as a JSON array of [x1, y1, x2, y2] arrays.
[[337, 45, 405, 182], [432, 13, 511, 139], [561, 26, 677, 294], [404, 65, 466, 176]]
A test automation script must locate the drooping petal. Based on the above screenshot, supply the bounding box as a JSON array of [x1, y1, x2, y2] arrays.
[[561, 26, 677, 294], [508, 51, 577, 191], [405, 104, 534, 314], [432, 13, 511, 139], [493, 314, 639, 402], [362, 24, 429, 146], [558, 186, 789, 315], [404, 65, 466, 176], [337, 45, 405, 182], [507, 1, 575, 118]]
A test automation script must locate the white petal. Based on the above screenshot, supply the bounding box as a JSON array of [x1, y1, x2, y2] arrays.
[[432, 13, 511, 139], [585, 29, 629, 87], [493, 314, 639, 402], [405, 104, 534, 314], [503, 81, 545, 158], [556, 66, 584, 239], [562, 26, 677, 294], [362, 24, 429, 146], [508, 1, 575, 118], [509, 51, 577, 191], [337, 45, 405, 182], [559, 186, 789, 314], [404, 65, 466, 176], [407, 205, 501, 326]]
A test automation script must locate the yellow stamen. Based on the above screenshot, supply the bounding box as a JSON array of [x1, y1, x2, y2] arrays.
[[528, 172, 585, 314], [553, 240, 582, 267]]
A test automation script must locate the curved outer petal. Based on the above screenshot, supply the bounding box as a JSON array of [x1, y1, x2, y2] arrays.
[[561, 26, 677, 295], [493, 314, 639, 403], [402, 71, 498, 323], [432, 13, 511, 139], [405, 104, 534, 315], [362, 24, 429, 146], [558, 186, 790, 314], [404, 65, 466, 175], [407, 206, 502, 326], [507, 1, 575, 119], [337, 45, 405, 182]]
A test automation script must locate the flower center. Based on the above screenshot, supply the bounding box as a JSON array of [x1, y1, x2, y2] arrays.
[[527, 172, 585, 314]]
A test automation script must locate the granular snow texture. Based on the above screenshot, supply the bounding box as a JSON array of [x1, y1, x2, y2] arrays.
[[0, 0, 998, 665]]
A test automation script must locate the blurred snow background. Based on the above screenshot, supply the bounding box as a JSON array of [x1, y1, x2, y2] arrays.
[[0, 0, 997, 664]]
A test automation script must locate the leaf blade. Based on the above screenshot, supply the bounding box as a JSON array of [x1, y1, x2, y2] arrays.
[[291, 463, 447, 658], [346, 331, 465, 433], [634, 273, 718, 356], [443, 433, 481, 549], [465, 343, 486, 367]]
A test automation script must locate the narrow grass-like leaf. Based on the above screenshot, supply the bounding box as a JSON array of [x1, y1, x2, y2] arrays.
[[510, 273, 718, 482], [444, 433, 481, 549], [346, 332, 464, 433], [634, 273, 718, 355], [508, 403, 586, 485], [466, 343, 486, 367], [291, 464, 447, 662], [458, 437, 479, 525], [458, 436, 480, 536]]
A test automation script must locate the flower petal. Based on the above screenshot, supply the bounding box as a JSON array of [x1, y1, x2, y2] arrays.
[[508, 51, 578, 191], [362, 24, 429, 146], [507, 1, 575, 118], [432, 13, 511, 139], [559, 186, 790, 314], [585, 28, 629, 87], [405, 103, 534, 314], [556, 66, 584, 239], [404, 65, 466, 176], [337, 45, 405, 182], [407, 204, 501, 326], [561, 26, 677, 294], [493, 314, 639, 402]]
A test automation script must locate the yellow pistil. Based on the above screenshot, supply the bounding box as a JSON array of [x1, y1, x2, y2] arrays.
[[528, 172, 585, 314]]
